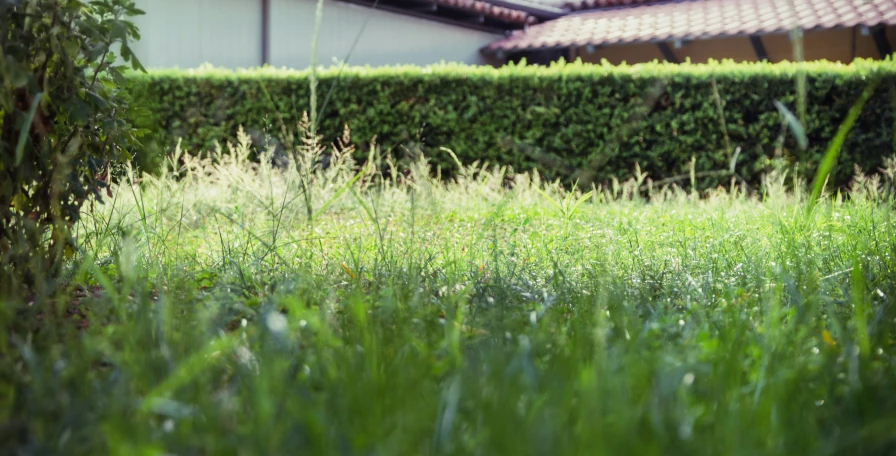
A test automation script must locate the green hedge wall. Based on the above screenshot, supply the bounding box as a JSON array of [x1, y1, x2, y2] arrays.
[[129, 59, 896, 189]]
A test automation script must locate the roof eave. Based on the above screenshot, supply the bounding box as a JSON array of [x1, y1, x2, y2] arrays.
[[482, 0, 567, 19], [482, 22, 896, 55]]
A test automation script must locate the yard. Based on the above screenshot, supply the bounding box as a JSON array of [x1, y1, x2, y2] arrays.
[[4, 0, 896, 453], [5, 131, 896, 454]]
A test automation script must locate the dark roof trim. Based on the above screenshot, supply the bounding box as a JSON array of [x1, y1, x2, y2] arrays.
[[483, 0, 565, 19], [335, 0, 529, 33], [560, 0, 671, 12]]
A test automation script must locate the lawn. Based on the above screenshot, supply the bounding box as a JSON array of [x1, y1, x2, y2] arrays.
[[3, 133, 896, 455]]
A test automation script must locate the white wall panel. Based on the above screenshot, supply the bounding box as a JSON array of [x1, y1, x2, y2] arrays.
[[129, 0, 499, 69], [131, 0, 262, 69], [269, 0, 500, 68]]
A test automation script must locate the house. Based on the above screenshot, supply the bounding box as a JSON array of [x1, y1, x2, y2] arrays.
[[483, 0, 896, 65], [129, 0, 524, 69], [130, 0, 896, 70]]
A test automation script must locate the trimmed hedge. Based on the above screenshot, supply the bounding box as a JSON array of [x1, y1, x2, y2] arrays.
[[129, 59, 896, 189]]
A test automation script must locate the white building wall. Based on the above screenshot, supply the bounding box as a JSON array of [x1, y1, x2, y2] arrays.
[[131, 0, 262, 69], [269, 0, 500, 68], [130, 0, 500, 69]]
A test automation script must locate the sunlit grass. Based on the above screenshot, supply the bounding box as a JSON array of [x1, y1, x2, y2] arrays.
[[3, 129, 896, 455]]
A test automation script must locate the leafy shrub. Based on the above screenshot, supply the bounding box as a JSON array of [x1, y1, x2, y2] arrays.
[[0, 0, 147, 294], [129, 59, 896, 191]]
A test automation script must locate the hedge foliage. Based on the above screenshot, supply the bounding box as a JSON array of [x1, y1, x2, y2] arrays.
[[129, 59, 896, 189]]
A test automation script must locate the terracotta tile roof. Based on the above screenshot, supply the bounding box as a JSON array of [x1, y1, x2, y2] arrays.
[[436, 0, 538, 24], [484, 0, 896, 52]]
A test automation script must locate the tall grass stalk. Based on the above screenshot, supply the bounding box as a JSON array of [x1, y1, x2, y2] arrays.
[[787, 0, 807, 144], [309, 0, 325, 132]]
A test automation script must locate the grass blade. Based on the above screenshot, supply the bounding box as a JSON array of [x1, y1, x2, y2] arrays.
[[535, 186, 564, 213], [310, 159, 373, 223], [773, 100, 808, 151], [309, 0, 325, 132], [315, 0, 381, 131], [850, 256, 871, 358], [806, 78, 879, 214], [14, 92, 43, 166], [139, 334, 238, 411]]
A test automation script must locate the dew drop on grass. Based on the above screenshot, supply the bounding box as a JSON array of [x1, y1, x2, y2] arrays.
[[815, 400, 824, 406], [58, 428, 71, 447], [530, 311, 537, 324], [236, 346, 257, 370], [241, 318, 247, 328], [683, 372, 695, 386], [163, 419, 175, 433], [266, 313, 288, 333], [678, 422, 693, 440], [299, 319, 307, 329]]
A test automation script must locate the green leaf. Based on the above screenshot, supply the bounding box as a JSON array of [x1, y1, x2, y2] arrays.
[[86, 42, 108, 61], [5, 56, 31, 88], [109, 20, 127, 40], [85, 89, 110, 108], [120, 42, 133, 62], [69, 99, 91, 123], [129, 53, 146, 73]]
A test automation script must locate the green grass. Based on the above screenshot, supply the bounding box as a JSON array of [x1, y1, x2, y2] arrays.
[[2, 128, 896, 455]]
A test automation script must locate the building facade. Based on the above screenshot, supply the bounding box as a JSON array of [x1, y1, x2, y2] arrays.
[[130, 0, 509, 69], [130, 0, 896, 70]]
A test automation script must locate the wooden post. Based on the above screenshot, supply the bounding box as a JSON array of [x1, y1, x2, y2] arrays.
[[749, 35, 768, 61], [657, 42, 679, 63], [871, 26, 893, 58]]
